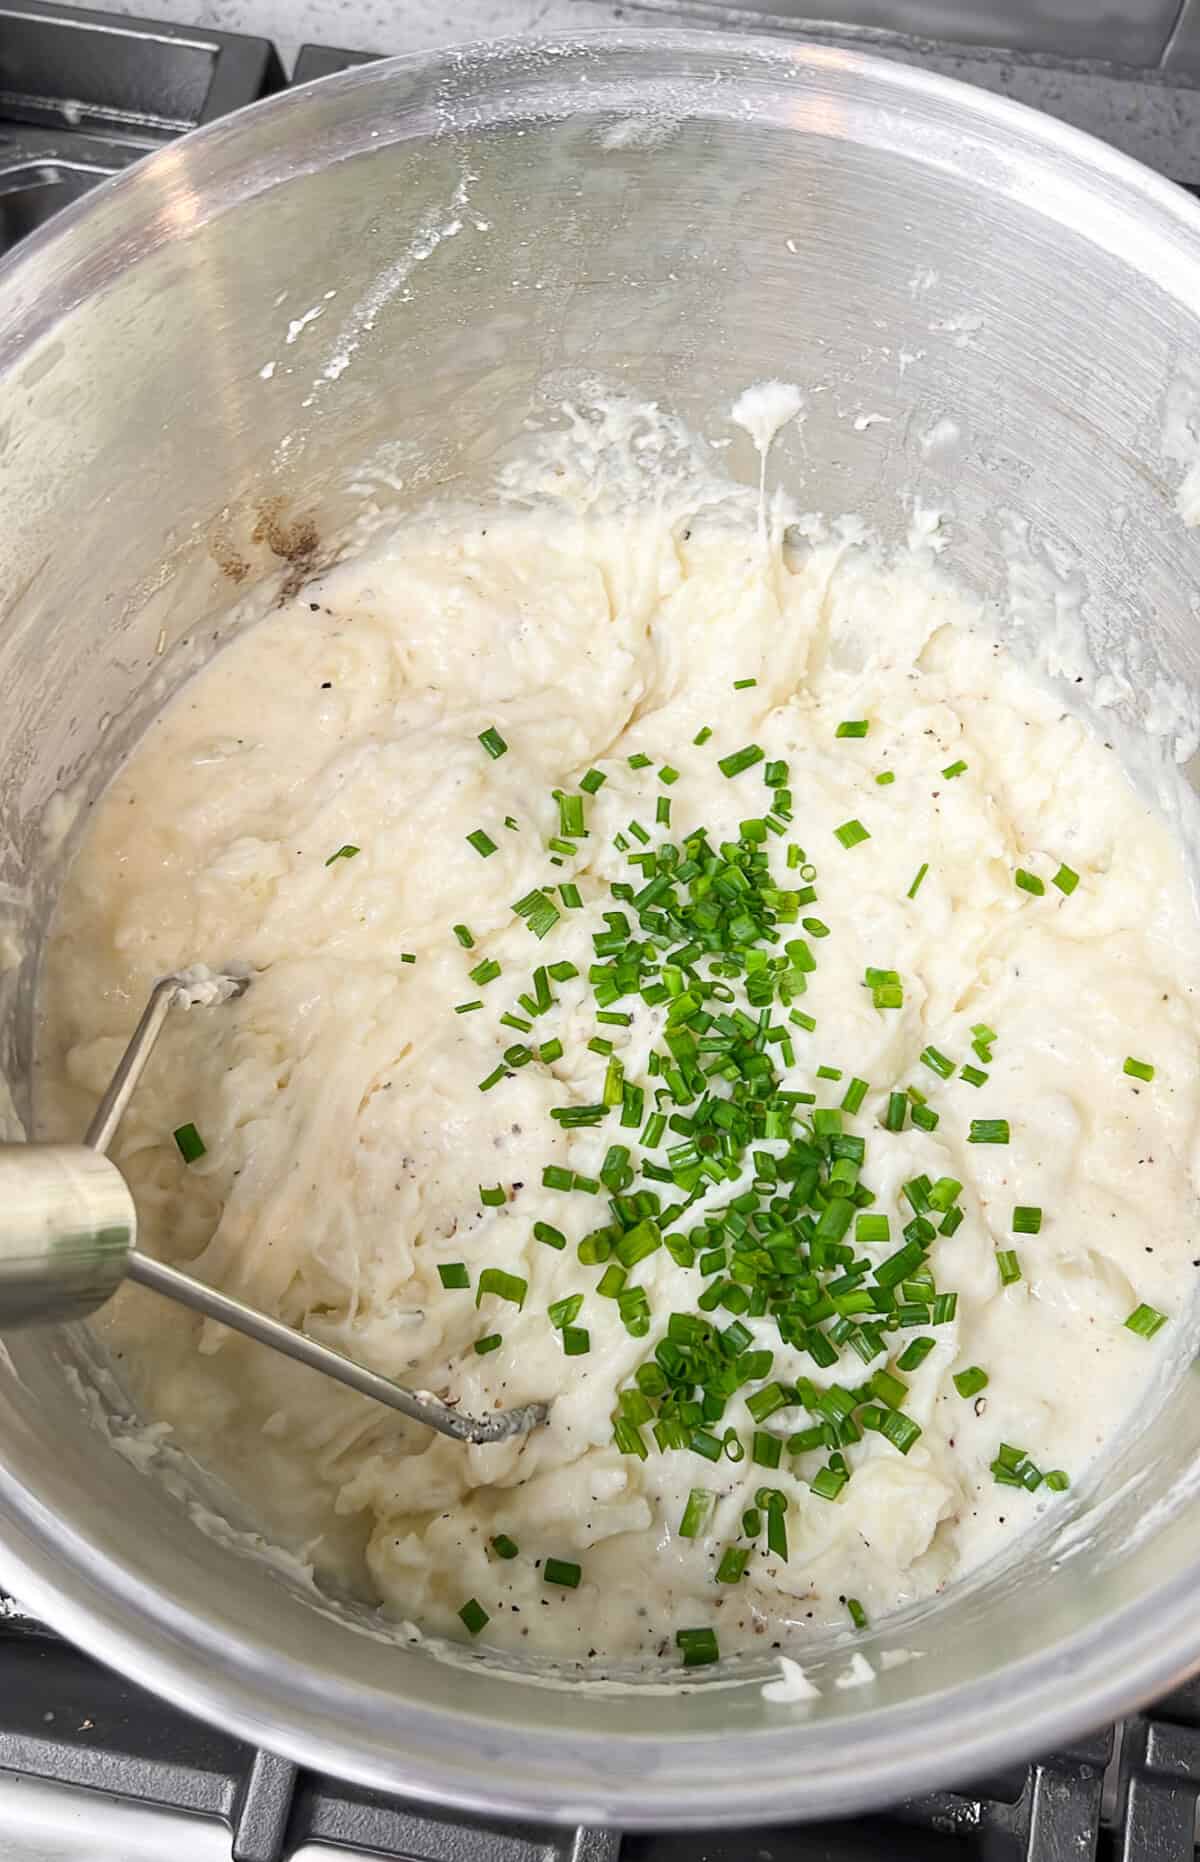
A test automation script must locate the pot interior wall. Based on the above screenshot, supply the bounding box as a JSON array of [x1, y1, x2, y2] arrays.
[[2, 34, 1200, 1822]]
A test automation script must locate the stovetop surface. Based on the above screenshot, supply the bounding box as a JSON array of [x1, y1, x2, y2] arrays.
[[4, 4, 1200, 1857]]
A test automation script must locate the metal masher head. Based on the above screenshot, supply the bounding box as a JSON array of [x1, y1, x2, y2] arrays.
[[0, 970, 549, 1445]]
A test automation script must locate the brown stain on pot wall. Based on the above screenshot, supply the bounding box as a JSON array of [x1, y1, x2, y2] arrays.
[[209, 497, 323, 603]]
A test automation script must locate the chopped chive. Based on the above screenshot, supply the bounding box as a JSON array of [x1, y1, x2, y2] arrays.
[[452, 923, 475, 948], [478, 725, 508, 759], [841, 1076, 869, 1114], [968, 1119, 1010, 1145], [941, 759, 967, 779], [580, 768, 607, 794], [476, 1268, 526, 1309], [834, 818, 870, 849], [544, 1557, 582, 1589], [960, 1063, 988, 1087], [548, 960, 578, 981], [846, 1597, 868, 1629], [438, 1263, 470, 1289], [562, 1326, 590, 1355], [1012, 1206, 1042, 1235], [324, 843, 359, 866], [534, 1222, 567, 1252], [875, 770, 895, 786], [513, 888, 561, 940], [469, 957, 501, 985], [907, 863, 929, 899], [173, 1122, 206, 1164], [732, 678, 757, 691], [718, 744, 765, 779], [693, 726, 713, 746], [466, 829, 497, 859], [458, 1599, 489, 1635], [675, 1627, 719, 1667], [627, 752, 652, 770], [477, 1065, 508, 1093], [953, 1366, 988, 1398], [898, 1336, 935, 1372], [479, 1184, 506, 1207], [919, 1045, 953, 1079], [716, 1545, 751, 1584], [474, 1333, 502, 1355], [1052, 863, 1079, 895], [548, 1293, 583, 1329], [558, 883, 583, 910], [1125, 1302, 1167, 1338], [996, 1249, 1022, 1286], [1123, 1057, 1155, 1083], [1044, 1470, 1071, 1492], [883, 1091, 907, 1132], [679, 1489, 714, 1538], [492, 1534, 519, 1559], [836, 720, 869, 738], [1014, 868, 1044, 895]]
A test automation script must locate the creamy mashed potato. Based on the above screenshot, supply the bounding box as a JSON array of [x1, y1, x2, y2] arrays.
[[36, 448, 1200, 1666]]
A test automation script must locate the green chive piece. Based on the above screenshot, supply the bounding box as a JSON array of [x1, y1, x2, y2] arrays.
[[324, 843, 359, 866], [437, 1263, 469, 1289], [1012, 1206, 1042, 1235], [1125, 1302, 1168, 1338], [1123, 1057, 1155, 1083], [968, 1119, 1010, 1144], [452, 923, 475, 948], [513, 888, 561, 940], [492, 1534, 519, 1559], [479, 1183, 506, 1207], [693, 725, 713, 745], [675, 1627, 719, 1667], [841, 1076, 869, 1114], [580, 768, 607, 794], [941, 759, 967, 779], [875, 770, 895, 786], [732, 678, 757, 691], [835, 818, 870, 849], [953, 1366, 988, 1398], [544, 1557, 582, 1589], [960, 1064, 988, 1087], [1044, 1470, 1071, 1492], [534, 1221, 566, 1251], [1015, 868, 1044, 895], [836, 720, 869, 739], [679, 1490, 714, 1538], [476, 1268, 526, 1309], [718, 744, 765, 779], [458, 1598, 489, 1635], [907, 862, 929, 899], [847, 1597, 868, 1629], [468, 957, 501, 986], [716, 1545, 751, 1584], [919, 1045, 954, 1079], [898, 1336, 935, 1372], [996, 1249, 1022, 1286], [478, 726, 508, 759], [562, 1326, 591, 1355], [477, 1065, 508, 1093], [173, 1122, 206, 1164], [474, 1333, 502, 1355], [467, 829, 497, 859], [1052, 863, 1079, 895]]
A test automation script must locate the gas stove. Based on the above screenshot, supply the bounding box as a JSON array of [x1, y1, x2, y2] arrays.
[[4, 5, 1200, 1858]]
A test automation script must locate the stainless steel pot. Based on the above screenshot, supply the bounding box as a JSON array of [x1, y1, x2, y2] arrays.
[[3, 29, 1200, 1829]]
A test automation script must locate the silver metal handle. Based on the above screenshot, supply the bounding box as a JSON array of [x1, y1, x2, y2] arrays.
[[0, 1142, 135, 1325], [1, 969, 548, 1444]]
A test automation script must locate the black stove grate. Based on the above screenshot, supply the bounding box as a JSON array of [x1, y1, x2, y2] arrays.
[[3, 6, 1200, 1858]]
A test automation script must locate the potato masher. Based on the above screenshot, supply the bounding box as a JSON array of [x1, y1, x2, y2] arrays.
[[0, 970, 549, 1444]]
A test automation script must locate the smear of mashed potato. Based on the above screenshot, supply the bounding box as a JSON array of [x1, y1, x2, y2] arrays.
[[35, 402, 1200, 1668]]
